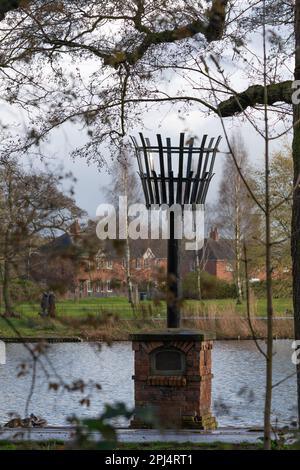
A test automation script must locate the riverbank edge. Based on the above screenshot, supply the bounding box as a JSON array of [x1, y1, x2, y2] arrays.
[[0, 426, 284, 445], [0, 334, 295, 342], [0, 316, 294, 342]]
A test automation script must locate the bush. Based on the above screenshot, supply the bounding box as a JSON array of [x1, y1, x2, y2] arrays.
[[182, 271, 237, 300], [9, 279, 42, 303], [251, 278, 292, 298], [111, 278, 122, 289]]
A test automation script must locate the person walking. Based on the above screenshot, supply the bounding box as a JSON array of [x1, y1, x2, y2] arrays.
[[48, 292, 56, 318], [40, 292, 49, 317]]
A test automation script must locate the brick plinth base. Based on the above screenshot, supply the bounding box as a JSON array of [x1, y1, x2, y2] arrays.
[[129, 329, 216, 430]]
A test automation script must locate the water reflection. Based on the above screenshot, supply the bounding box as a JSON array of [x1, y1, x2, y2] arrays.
[[0, 340, 297, 427]]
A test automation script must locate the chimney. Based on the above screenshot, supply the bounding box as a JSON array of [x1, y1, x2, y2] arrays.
[[209, 226, 219, 241]]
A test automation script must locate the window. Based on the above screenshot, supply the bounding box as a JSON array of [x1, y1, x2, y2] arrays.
[[150, 348, 186, 376], [107, 280, 112, 292], [225, 264, 234, 272], [136, 258, 142, 269], [96, 253, 104, 270], [96, 281, 101, 293], [86, 280, 93, 293], [144, 257, 151, 268], [106, 260, 113, 269]]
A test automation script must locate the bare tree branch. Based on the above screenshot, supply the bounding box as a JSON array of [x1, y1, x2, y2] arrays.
[[218, 80, 292, 117]]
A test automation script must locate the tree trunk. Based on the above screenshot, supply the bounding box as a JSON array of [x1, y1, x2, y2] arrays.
[[125, 235, 134, 305], [3, 259, 13, 315], [195, 251, 202, 301], [123, 163, 134, 306], [235, 196, 243, 304], [263, 7, 274, 448], [292, 0, 300, 430], [235, 249, 243, 304], [264, 189, 273, 450]]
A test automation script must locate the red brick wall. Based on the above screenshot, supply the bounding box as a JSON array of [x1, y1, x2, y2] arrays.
[[72, 251, 236, 297], [131, 339, 216, 429], [203, 259, 217, 277], [215, 260, 234, 282], [73, 257, 167, 297]]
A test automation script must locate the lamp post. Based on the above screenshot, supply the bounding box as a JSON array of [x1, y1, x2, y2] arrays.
[[131, 132, 221, 328]]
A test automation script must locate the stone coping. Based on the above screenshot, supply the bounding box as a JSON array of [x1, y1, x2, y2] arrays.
[[0, 337, 83, 343], [129, 329, 216, 342]]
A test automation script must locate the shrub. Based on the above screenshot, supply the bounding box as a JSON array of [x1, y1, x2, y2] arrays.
[[182, 271, 237, 299], [111, 278, 122, 289], [251, 278, 292, 298], [9, 279, 42, 303]]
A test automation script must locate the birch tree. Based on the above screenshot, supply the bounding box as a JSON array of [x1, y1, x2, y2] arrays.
[[214, 134, 258, 303], [105, 147, 141, 305]]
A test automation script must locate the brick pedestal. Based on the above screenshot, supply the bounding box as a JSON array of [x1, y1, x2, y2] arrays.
[[129, 329, 216, 430]]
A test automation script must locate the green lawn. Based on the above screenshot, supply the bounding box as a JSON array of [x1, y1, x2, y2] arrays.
[[2, 296, 164, 318], [0, 296, 293, 339], [0, 296, 293, 319]]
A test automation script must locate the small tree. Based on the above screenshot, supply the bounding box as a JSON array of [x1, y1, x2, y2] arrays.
[[105, 146, 141, 305], [254, 146, 293, 277], [0, 158, 83, 316], [214, 134, 258, 303]]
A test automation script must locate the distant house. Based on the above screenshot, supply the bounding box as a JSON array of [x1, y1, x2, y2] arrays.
[[35, 222, 238, 298], [185, 227, 235, 282]]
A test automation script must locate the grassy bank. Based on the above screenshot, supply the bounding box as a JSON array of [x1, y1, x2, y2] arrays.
[[0, 440, 290, 450], [0, 314, 294, 341], [0, 297, 294, 340], [1, 296, 293, 318]]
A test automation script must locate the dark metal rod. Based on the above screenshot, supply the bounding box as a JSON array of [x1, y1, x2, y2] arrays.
[[209, 136, 221, 175], [140, 175, 150, 208], [157, 134, 167, 203], [167, 211, 181, 328], [196, 138, 214, 203], [184, 170, 194, 204], [190, 134, 207, 203], [139, 133, 154, 203], [184, 138, 194, 203], [169, 170, 174, 205], [176, 133, 184, 204], [152, 169, 160, 204], [167, 138, 172, 205]]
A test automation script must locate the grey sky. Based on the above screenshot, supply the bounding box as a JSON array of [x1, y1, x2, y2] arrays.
[[0, 17, 292, 220], [42, 104, 281, 219]]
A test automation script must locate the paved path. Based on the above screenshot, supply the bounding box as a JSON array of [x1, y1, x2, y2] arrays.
[[0, 427, 280, 444]]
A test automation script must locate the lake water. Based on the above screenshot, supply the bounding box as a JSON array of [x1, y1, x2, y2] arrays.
[[0, 340, 297, 428]]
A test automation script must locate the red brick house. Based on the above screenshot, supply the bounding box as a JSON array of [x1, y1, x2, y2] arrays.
[[37, 222, 236, 297], [75, 241, 167, 298], [185, 227, 235, 282]]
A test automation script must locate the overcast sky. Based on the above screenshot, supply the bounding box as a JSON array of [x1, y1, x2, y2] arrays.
[[0, 22, 291, 221], [31, 103, 284, 220]]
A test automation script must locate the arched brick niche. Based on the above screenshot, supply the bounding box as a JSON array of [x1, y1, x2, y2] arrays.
[[150, 346, 186, 376], [129, 329, 217, 429]]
